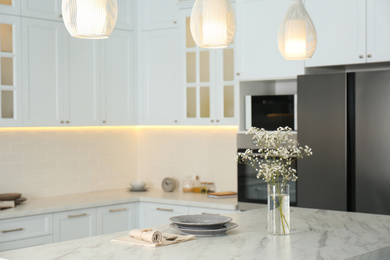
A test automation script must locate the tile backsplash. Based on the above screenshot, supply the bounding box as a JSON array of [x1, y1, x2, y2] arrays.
[[0, 126, 238, 198]]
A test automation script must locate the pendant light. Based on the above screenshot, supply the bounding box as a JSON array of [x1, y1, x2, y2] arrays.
[[190, 0, 236, 49], [62, 0, 118, 39], [278, 0, 317, 60]]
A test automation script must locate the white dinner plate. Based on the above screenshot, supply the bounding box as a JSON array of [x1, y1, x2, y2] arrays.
[[169, 214, 233, 229], [170, 222, 238, 236]]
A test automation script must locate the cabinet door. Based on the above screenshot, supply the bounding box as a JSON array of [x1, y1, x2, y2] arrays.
[[142, 0, 178, 30], [0, 14, 22, 127], [305, 0, 366, 67], [53, 208, 96, 242], [101, 29, 135, 125], [21, 0, 62, 21], [97, 203, 138, 235], [0, 0, 21, 16], [142, 28, 179, 125], [235, 0, 304, 80], [63, 35, 100, 126], [366, 0, 390, 63], [116, 0, 135, 30], [22, 18, 65, 126], [139, 202, 188, 228]]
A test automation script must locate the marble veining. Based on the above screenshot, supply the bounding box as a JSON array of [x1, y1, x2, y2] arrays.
[[2, 207, 390, 260]]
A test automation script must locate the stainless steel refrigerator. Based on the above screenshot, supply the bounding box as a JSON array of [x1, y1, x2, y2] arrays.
[[297, 70, 390, 215]]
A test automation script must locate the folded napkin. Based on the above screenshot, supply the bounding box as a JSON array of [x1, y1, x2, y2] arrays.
[[112, 229, 195, 247]]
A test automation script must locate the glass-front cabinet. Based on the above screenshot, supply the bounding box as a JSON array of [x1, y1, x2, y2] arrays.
[[0, 14, 21, 127], [0, 0, 20, 16], [180, 8, 237, 125]]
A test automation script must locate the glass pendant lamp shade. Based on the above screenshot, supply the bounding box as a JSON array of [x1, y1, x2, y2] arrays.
[[190, 0, 236, 49], [62, 0, 118, 39], [278, 0, 317, 60]]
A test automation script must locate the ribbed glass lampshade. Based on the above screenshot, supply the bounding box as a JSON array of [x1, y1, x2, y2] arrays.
[[62, 0, 118, 39], [190, 0, 236, 49], [278, 0, 317, 60]]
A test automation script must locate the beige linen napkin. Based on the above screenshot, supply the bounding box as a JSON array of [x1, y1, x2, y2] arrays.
[[111, 229, 195, 247]]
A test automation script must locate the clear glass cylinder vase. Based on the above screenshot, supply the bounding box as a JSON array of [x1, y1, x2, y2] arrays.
[[268, 183, 290, 235]]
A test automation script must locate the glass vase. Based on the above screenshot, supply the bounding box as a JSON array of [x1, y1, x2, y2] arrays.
[[268, 183, 290, 235]]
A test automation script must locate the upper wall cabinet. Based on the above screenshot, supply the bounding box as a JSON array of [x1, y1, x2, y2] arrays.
[[116, 0, 135, 31], [21, 0, 62, 21], [235, 0, 304, 81], [0, 0, 21, 16], [0, 14, 22, 127], [100, 29, 136, 126], [305, 0, 390, 67], [141, 0, 178, 30]]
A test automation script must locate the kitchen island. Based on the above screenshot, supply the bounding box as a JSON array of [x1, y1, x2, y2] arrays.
[[1, 207, 390, 260]]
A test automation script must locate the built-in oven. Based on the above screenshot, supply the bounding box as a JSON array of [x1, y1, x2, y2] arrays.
[[237, 133, 297, 211]]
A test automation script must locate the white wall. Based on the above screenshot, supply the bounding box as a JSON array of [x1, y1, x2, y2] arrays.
[[0, 126, 238, 198]]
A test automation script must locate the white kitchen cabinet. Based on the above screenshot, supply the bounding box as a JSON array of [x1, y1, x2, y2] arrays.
[[116, 0, 135, 31], [0, 14, 22, 127], [141, 0, 178, 30], [53, 208, 97, 242], [97, 203, 138, 235], [139, 202, 188, 228], [0, 214, 53, 251], [63, 34, 100, 126], [22, 18, 65, 127], [179, 8, 238, 125], [305, 0, 390, 67], [21, 0, 62, 21], [188, 207, 237, 215], [100, 29, 136, 125], [0, 0, 21, 16], [235, 0, 304, 80], [141, 28, 179, 125]]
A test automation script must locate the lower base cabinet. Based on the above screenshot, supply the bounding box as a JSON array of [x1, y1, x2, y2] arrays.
[[53, 208, 97, 243], [139, 202, 188, 228], [97, 203, 138, 235]]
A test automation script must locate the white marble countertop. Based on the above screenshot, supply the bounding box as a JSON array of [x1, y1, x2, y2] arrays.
[[2, 207, 390, 260], [0, 189, 238, 220]]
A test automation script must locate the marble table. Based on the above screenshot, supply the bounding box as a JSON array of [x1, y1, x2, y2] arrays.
[[1, 207, 390, 260]]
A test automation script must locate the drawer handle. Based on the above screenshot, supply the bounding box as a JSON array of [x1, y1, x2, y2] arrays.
[[202, 212, 220, 215], [109, 208, 127, 213], [156, 208, 174, 212], [2, 227, 23, 233], [68, 213, 87, 218]]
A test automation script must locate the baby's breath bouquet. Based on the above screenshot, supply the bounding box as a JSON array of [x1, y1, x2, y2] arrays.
[[237, 126, 312, 234]]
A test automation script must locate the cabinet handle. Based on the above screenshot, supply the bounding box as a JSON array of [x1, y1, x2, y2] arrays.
[[68, 213, 87, 218], [201, 212, 220, 215], [66, 121, 70, 124], [211, 120, 214, 123], [367, 54, 372, 58], [59, 14, 63, 18], [216, 120, 220, 123], [236, 72, 240, 76], [102, 120, 106, 124], [2, 227, 23, 233], [174, 120, 178, 123], [156, 208, 174, 212], [109, 208, 127, 213], [359, 55, 364, 59], [173, 21, 177, 24], [60, 121, 64, 124]]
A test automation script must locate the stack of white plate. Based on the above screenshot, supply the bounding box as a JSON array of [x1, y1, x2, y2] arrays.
[[169, 214, 238, 236]]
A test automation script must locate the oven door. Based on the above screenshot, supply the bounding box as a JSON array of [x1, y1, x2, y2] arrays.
[[237, 149, 297, 210]]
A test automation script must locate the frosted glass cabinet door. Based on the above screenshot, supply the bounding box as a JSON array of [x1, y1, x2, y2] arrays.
[[0, 14, 22, 127], [235, 0, 304, 80], [0, 0, 21, 15], [305, 0, 366, 67], [101, 29, 135, 125], [21, 0, 62, 21], [22, 18, 65, 126]]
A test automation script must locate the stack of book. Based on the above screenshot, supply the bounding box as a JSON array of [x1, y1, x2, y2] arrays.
[[207, 191, 237, 199]]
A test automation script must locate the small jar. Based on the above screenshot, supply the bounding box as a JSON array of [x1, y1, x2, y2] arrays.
[[192, 176, 201, 193], [182, 178, 193, 192], [200, 182, 208, 193], [207, 182, 215, 193]]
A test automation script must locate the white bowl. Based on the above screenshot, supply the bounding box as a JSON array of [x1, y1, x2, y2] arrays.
[[131, 181, 146, 190]]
